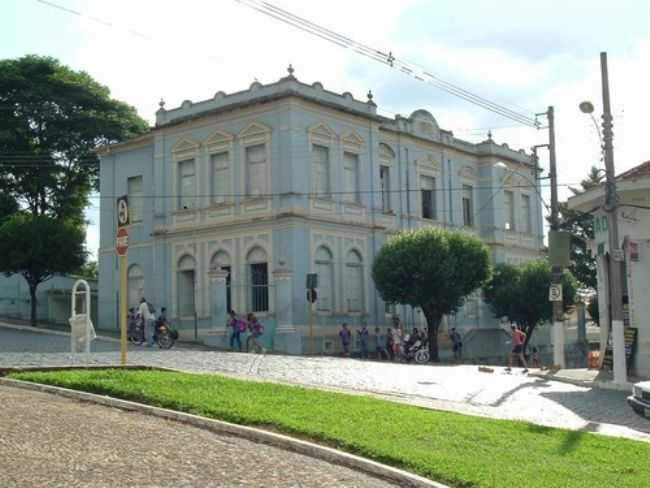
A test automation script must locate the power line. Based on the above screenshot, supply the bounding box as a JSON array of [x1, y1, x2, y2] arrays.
[[234, 0, 539, 128]]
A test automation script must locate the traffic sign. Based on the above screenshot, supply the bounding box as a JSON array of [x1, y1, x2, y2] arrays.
[[116, 227, 129, 256], [306, 289, 318, 303], [117, 196, 129, 228], [549, 284, 563, 302]]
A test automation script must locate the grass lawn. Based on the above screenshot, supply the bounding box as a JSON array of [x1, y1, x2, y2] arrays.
[[9, 369, 650, 488]]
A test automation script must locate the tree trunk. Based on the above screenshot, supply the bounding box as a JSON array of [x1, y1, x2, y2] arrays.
[[422, 305, 442, 362], [28, 282, 38, 327]]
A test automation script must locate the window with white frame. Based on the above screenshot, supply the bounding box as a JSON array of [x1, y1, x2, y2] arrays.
[[210, 151, 230, 205], [504, 190, 515, 231], [247, 247, 269, 313], [177, 159, 196, 210], [245, 144, 267, 197], [315, 247, 334, 312], [522, 194, 532, 234], [345, 250, 364, 312], [462, 184, 474, 227], [127, 176, 143, 223], [127, 264, 144, 309], [343, 152, 360, 203], [311, 145, 330, 197], [177, 255, 196, 316], [420, 175, 436, 220], [380, 165, 391, 212]]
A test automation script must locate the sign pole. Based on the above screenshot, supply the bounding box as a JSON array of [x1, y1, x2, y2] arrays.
[[309, 300, 314, 355], [119, 254, 128, 366]]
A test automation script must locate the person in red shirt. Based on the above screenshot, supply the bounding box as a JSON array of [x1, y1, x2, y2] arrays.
[[506, 324, 528, 373]]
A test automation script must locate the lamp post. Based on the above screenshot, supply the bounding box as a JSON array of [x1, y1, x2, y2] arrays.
[[579, 52, 626, 384]]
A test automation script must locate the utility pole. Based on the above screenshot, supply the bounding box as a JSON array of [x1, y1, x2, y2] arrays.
[[600, 51, 626, 384], [547, 106, 566, 368]]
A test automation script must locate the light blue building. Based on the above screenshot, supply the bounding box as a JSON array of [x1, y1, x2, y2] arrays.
[[97, 67, 543, 354]]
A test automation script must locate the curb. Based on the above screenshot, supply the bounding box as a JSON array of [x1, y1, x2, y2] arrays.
[[528, 371, 633, 392], [0, 376, 448, 488]]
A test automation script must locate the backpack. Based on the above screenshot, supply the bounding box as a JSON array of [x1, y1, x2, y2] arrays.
[[238, 320, 247, 332]]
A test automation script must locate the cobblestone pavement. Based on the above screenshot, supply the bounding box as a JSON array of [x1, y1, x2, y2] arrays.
[[0, 385, 396, 488], [0, 326, 135, 353], [3, 347, 649, 443]]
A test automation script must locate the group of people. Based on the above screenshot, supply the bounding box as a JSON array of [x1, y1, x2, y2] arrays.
[[227, 310, 266, 354], [338, 316, 431, 360], [127, 297, 167, 347]]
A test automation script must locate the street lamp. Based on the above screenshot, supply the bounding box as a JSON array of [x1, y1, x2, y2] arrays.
[[578, 52, 626, 384], [579, 101, 604, 161]]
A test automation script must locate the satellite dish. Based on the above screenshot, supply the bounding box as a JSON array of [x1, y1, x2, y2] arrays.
[[579, 101, 595, 114]]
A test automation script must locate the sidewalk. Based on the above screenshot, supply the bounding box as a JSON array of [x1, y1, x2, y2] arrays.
[[0, 384, 396, 488]]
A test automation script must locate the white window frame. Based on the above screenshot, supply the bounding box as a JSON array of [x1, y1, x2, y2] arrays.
[[343, 152, 360, 204], [177, 159, 196, 210], [314, 246, 334, 313], [345, 250, 364, 313], [462, 184, 474, 227], [379, 143, 396, 213], [210, 151, 230, 205], [420, 175, 436, 220], [127, 175, 143, 223], [171, 137, 200, 212], [522, 193, 532, 234], [239, 122, 272, 201], [311, 144, 331, 198], [380, 165, 391, 212]]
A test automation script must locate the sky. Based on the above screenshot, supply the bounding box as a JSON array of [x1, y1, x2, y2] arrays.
[[2, 0, 650, 259]]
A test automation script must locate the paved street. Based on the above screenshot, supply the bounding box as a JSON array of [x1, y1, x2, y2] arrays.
[[0, 326, 133, 353], [2, 325, 648, 443], [0, 384, 394, 488]]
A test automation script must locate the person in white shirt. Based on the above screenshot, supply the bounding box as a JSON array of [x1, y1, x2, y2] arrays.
[[138, 298, 155, 347]]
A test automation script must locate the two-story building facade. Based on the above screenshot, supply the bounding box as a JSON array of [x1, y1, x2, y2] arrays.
[[97, 67, 544, 353]]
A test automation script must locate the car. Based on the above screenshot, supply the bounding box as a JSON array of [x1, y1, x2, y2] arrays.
[[627, 381, 650, 419]]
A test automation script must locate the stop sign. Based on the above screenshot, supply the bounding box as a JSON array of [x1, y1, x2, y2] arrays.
[[116, 227, 129, 256]]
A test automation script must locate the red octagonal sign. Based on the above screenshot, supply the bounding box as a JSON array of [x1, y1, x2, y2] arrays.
[[116, 227, 129, 256]]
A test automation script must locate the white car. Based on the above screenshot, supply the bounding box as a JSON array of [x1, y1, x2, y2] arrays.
[[628, 381, 650, 419]]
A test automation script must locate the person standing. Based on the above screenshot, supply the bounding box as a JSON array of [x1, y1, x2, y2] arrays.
[[227, 310, 242, 352], [385, 327, 395, 361], [391, 316, 403, 359], [506, 324, 528, 372], [138, 298, 155, 347], [374, 327, 388, 360], [358, 325, 370, 359], [339, 323, 352, 357], [246, 313, 265, 354], [450, 327, 463, 361]]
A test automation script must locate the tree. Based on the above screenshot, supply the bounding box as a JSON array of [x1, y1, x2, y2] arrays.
[[557, 166, 604, 289], [0, 214, 86, 326], [0, 193, 18, 224], [484, 260, 578, 349], [0, 55, 147, 325], [372, 228, 491, 362], [77, 261, 98, 280], [0, 55, 148, 221]]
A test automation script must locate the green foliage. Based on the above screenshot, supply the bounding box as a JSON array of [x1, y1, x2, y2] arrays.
[[373, 227, 490, 361], [0, 192, 18, 224], [558, 166, 604, 289], [484, 260, 578, 345], [77, 260, 98, 280], [0, 213, 86, 325], [12, 369, 650, 488], [0, 55, 148, 221]]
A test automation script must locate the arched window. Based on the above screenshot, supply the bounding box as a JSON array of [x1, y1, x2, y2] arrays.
[[177, 255, 196, 316], [247, 247, 268, 312], [345, 250, 364, 313], [127, 264, 144, 309], [314, 247, 334, 312], [211, 251, 232, 312]]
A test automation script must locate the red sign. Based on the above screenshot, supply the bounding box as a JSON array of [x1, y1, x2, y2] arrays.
[[116, 227, 129, 256]]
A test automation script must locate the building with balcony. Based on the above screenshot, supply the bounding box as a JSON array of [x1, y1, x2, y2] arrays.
[[97, 66, 544, 354]]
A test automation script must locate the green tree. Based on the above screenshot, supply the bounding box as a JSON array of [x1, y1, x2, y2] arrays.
[[0, 55, 147, 325], [372, 228, 491, 362], [484, 260, 578, 349], [0, 55, 148, 220], [557, 166, 604, 289], [0, 214, 86, 326], [0, 193, 18, 224], [77, 260, 98, 280]]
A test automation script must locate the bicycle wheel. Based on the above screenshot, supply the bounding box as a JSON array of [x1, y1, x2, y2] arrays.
[[157, 330, 174, 349]]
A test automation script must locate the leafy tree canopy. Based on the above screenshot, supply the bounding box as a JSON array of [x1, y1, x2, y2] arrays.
[[484, 260, 578, 347], [372, 227, 491, 361], [0, 55, 148, 222], [0, 214, 86, 326]]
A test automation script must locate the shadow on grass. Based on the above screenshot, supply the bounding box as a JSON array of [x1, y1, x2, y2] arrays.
[[527, 421, 601, 455]]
